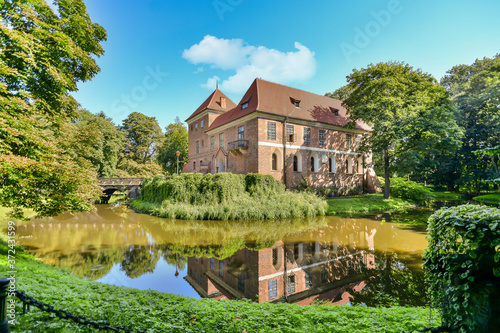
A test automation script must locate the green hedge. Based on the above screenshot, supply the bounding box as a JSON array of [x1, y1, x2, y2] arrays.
[[133, 173, 326, 220], [423, 205, 500, 332], [382, 178, 433, 201]]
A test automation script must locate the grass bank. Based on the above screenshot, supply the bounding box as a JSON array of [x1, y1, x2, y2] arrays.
[[131, 173, 326, 220], [326, 194, 415, 215], [0, 241, 438, 332], [430, 191, 468, 201], [472, 193, 500, 205]]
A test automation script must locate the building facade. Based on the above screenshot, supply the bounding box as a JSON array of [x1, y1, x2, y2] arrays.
[[185, 78, 380, 192]]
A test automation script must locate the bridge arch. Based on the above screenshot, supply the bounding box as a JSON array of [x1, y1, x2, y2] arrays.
[[97, 178, 145, 204]]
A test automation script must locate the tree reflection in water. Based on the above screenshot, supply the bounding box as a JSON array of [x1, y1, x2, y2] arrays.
[[347, 252, 428, 307], [13, 205, 428, 304]]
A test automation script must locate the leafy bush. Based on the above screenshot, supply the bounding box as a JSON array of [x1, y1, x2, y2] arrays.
[[423, 205, 500, 332], [133, 173, 326, 220], [244, 173, 285, 197], [382, 178, 433, 201]]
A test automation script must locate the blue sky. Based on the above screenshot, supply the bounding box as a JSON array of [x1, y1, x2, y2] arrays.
[[69, 0, 500, 130]]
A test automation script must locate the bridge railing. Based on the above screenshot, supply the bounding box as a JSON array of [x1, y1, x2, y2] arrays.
[[97, 177, 145, 186]]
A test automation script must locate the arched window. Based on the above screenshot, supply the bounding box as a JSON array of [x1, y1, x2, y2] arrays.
[[272, 153, 278, 171], [358, 156, 363, 174], [346, 158, 353, 174], [295, 152, 303, 172], [330, 156, 336, 173], [293, 155, 298, 172]]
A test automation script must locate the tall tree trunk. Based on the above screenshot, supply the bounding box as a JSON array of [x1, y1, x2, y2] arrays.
[[491, 155, 500, 193], [384, 149, 390, 199]]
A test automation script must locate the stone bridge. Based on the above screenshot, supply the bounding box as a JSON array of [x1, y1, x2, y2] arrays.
[[97, 177, 145, 204]]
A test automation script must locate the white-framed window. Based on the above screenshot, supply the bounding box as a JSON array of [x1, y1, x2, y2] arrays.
[[310, 153, 319, 172], [219, 133, 224, 148], [268, 280, 277, 300], [319, 130, 326, 146], [303, 128, 311, 145], [238, 126, 244, 141], [267, 122, 276, 141], [286, 125, 294, 142], [347, 157, 353, 174], [305, 270, 313, 288], [288, 275, 296, 294], [329, 157, 336, 173]]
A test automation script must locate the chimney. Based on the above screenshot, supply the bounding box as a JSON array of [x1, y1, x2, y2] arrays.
[[220, 96, 226, 108]]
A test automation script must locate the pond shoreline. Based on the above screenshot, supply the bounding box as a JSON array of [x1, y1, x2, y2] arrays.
[[0, 244, 439, 332]]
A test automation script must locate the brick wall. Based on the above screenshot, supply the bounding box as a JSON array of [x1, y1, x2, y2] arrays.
[[187, 114, 376, 192]]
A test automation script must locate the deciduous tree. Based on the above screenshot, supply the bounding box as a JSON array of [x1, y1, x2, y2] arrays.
[[157, 119, 188, 175], [441, 55, 500, 193], [121, 112, 163, 163], [0, 0, 107, 218], [342, 62, 461, 199], [70, 110, 124, 177]]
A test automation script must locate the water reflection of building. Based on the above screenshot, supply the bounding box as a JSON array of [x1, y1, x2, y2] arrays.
[[185, 235, 375, 305]]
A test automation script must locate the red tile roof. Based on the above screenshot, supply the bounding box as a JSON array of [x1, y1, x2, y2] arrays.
[[207, 78, 371, 131], [185, 89, 237, 122]]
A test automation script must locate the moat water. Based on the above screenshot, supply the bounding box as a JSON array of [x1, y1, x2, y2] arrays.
[[12, 204, 435, 306]]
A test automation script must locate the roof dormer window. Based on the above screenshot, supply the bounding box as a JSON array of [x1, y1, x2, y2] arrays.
[[290, 97, 301, 108], [241, 102, 249, 110], [331, 108, 340, 117]]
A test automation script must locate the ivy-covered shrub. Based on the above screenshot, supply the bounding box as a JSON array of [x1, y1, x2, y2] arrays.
[[134, 172, 326, 220], [244, 173, 285, 197], [423, 205, 500, 332], [382, 178, 432, 201]]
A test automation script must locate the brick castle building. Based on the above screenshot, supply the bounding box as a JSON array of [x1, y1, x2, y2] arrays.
[[185, 78, 380, 192]]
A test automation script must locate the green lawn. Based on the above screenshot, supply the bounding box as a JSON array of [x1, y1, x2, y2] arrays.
[[326, 194, 414, 215], [472, 193, 500, 205], [430, 191, 467, 201], [0, 239, 439, 333]]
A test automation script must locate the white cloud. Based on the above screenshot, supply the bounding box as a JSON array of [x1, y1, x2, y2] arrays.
[[183, 36, 316, 94], [183, 35, 255, 71]]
